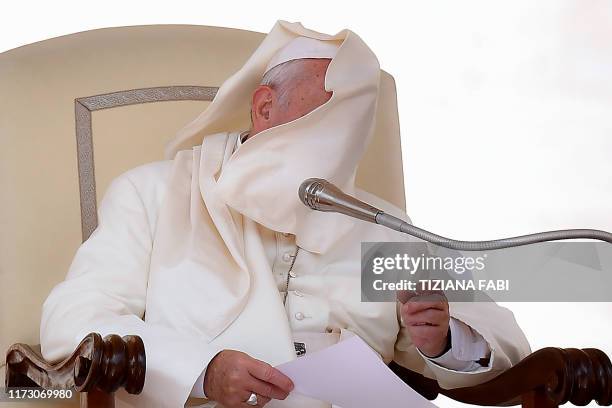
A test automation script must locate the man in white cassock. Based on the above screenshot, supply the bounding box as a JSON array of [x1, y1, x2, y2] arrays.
[[40, 21, 531, 408]]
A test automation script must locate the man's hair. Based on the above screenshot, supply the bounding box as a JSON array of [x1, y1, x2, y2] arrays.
[[259, 59, 306, 108]]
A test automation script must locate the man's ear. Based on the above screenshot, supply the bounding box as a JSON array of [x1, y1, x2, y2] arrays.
[[251, 85, 274, 130]]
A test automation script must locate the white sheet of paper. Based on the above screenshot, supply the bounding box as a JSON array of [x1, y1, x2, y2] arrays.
[[276, 335, 438, 408]]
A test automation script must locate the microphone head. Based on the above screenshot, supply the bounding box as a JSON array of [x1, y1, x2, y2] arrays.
[[298, 178, 329, 210], [298, 178, 381, 223]]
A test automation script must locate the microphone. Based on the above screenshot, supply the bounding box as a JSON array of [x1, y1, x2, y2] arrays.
[[298, 178, 382, 223], [298, 177, 411, 230], [298, 178, 612, 250]]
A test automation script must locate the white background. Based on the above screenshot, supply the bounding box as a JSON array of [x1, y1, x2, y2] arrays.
[[2, 1, 611, 407]]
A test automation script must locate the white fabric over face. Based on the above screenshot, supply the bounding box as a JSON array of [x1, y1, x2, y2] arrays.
[[158, 20, 382, 345], [165, 21, 380, 256], [264, 36, 340, 74]]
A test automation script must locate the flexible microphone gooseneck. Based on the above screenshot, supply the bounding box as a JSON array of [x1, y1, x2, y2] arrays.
[[298, 178, 612, 251]]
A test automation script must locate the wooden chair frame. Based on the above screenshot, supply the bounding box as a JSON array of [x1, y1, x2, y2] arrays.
[[5, 332, 611, 407]]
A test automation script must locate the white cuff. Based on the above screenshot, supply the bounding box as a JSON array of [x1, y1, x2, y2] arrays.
[[190, 367, 208, 398], [420, 317, 492, 372]]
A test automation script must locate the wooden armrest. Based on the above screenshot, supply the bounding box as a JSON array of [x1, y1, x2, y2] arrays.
[[390, 347, 612, 407], [5, 333, 145, 408]]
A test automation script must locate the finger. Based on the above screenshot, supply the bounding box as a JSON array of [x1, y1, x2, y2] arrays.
[[247, 360, 294, 393], [409, 291, 447, 303], [404, 308, 447, 326], [245, 377, 291, 400], [409, 325, 447, 344], [256, 396, 272, 407], [229, 389, 259, 407], [257, 396, 270, 407], [396, 289, 418, 304], [416, 289, 446, 297], [402, 299, 447, 315], [398, 288, 447, 304]]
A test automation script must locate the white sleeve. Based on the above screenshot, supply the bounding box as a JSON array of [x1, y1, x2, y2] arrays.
[[418, 317, 492, 372], [190, 368, 207, 398], [40, 170, 222, 408], [395, 301, 531, 389]]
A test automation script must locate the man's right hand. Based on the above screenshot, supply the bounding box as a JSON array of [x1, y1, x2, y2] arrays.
[[203, 350, 294, 407]]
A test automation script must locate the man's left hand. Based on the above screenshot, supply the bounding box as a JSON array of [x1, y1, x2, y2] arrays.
[[399, 290, 450, 358]]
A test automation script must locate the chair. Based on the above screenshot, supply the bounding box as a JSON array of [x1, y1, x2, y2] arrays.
[[1, 24, 610, 407]]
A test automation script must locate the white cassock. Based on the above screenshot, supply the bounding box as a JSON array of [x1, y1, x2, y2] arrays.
[[39, 21, 531, 408], [40, 129, 531, 407]]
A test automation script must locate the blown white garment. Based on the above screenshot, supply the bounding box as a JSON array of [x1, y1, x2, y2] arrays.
[[40, 152, 532, 407], [144, 130, 297, 361], [144, 129, 373, 408]]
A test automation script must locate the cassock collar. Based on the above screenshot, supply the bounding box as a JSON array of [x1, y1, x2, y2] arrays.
[[234, 130, 250, 153]]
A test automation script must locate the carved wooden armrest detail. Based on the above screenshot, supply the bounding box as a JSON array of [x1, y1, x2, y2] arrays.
[[5, 333, 145, 405], [390, 347, 612, 407]]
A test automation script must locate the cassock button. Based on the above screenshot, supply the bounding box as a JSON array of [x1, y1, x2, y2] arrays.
[[289, 271, 297, 278], [282, 252, 293, 262], [295, 312, 305, 320]]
